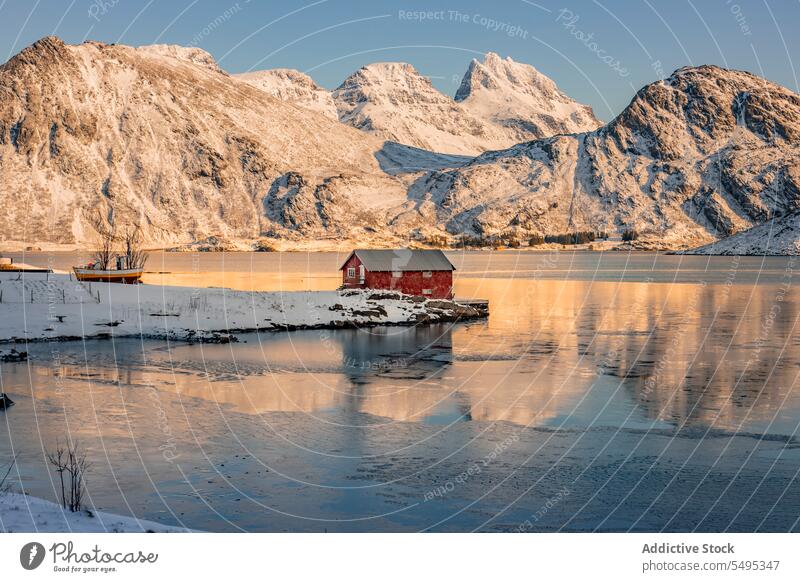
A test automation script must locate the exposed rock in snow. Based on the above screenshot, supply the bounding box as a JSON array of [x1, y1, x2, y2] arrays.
[[425, 65, 800, 249], [455, 52, 601, 141], [0, 492, 191, 532], [235, 68, 338, 119], [166, 234, 252, 252], [685, 210, 800, 255]]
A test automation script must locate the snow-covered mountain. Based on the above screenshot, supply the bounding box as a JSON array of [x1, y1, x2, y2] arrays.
[[239, 54, 599, 156], [1, 37, 799, 252], [0, 36, 412, 246], [235, 69, 338, 120], [423, 65, 800, 249], [331, 62, 509, 156], [455, 52, 601, 141], [331, 56, 600, 155]]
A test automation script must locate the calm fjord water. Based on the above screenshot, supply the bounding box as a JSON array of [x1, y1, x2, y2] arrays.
[[1, 251, 799, 531]]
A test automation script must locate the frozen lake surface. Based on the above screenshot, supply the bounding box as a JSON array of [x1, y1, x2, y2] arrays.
[[1, 250, 799, 531]]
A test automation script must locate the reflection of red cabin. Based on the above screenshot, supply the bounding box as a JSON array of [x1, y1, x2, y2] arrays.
[[339, 249, 455, 299]]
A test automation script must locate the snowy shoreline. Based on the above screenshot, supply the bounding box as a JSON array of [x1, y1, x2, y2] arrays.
[[0, 492, 191, 533], [0, 273, 486, 344]]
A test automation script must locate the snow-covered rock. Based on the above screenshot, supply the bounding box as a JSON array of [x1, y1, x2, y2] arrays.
[[685, 210, 800, 255], [135, 44, 224, 73], [332, 62, 503, 155], [455, 52, 601, 141], [235, 68, 338, 119]]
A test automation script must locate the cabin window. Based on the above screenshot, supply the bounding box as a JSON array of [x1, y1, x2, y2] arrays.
[[347, 267, 355, 278], [422, 289, 433, 295], [422, 271, 432, 278]]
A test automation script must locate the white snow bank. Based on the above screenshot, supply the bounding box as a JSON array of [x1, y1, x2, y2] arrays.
[[0, 273, 480, 343], [0, 493, 189, 533]]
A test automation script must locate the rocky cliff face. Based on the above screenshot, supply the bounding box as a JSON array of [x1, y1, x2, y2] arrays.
[[424, 65, 800, 248], [1, 38, 798, 251]]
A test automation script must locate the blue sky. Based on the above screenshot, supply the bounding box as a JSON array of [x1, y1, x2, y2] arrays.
[[1, 0, 798, 120]]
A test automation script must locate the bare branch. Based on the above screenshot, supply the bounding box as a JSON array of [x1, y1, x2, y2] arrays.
[[46, 440, 90, 512], [84, 210, 117, 270]]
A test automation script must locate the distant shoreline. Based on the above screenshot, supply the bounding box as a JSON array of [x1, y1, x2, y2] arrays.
[[4, 241, 797, 257]]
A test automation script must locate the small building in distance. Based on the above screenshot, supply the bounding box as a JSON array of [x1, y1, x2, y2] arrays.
[[339, 249, 455, 299]]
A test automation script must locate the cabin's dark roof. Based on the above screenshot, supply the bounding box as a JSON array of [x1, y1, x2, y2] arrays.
[[340, 249, 455, 272]]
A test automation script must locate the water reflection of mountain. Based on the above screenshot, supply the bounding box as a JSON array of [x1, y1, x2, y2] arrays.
[[144, 322, 584, 426], [18, 275, 800, 433], [571, 281, 800, 431]]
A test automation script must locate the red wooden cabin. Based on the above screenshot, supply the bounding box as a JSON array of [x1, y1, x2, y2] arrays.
[[339, 249, 455, 299]]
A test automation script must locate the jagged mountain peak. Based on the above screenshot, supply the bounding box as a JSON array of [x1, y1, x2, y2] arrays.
[[235, 53, 601, 155], [454, 52, 601, 140], [331, 53, 600, 154], [456, 51, 571, 101], [331, 60, 500, 155], [334, 62, 438, 99], [455, 52, 540, 101], [1, 35, 71, 72]]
